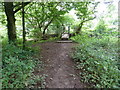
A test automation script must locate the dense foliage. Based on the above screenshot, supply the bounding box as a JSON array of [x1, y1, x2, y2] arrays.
[[71, 31, 119, 88], [2, 44, 44, 88], [70, 4, 119, 87]]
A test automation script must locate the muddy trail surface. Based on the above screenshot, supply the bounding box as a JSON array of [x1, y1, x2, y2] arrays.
[[34, 42, 88, 88]]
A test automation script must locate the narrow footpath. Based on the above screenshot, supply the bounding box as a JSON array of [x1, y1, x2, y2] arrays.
[[34, 42, 88, 88]]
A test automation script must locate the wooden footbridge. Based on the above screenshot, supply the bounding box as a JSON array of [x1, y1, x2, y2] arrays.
[[57, 25, 73, 43]]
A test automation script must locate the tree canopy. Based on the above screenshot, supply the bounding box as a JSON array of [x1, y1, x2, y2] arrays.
[[1, 1, 98, 44]]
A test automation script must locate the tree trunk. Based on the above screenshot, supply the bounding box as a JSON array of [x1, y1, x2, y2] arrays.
[[4, 2, 17, 43], [43, 18, 54, 35], [22, 2, 26, 49], [76, 22, 84, 34]]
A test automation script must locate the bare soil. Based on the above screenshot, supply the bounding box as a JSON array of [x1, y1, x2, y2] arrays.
[[33, 42, 89, 88]]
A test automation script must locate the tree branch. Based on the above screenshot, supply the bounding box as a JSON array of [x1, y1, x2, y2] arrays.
[[13, 3, 22, 8], [14, 2, 31, 14], [83, 15, 96, 23], [43, 17, 54, 35], [14, 0, 33, 14]]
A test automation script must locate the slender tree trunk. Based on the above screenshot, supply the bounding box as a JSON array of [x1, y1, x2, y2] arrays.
[[22, 2, 26, 49], [4, 2, 17, 43], [68, 25, 70, 34]]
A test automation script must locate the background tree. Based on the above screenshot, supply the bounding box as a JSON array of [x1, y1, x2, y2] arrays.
[[72, 2, 98, 34], [24, 2, 72, 39]]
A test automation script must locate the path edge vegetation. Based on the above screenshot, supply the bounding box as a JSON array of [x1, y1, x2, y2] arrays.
[[2, 43, 46, 88], [71, 33, 119, 88]]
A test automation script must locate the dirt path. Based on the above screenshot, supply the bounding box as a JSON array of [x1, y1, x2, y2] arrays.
[[34, 42, 88, 88]]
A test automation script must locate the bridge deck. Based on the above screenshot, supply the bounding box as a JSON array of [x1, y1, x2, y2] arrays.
[[61, 33, 69, 40], [56, 40, 72, 43]]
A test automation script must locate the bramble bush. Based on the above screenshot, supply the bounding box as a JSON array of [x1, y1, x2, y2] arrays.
[[71, 33, 119, 88], [2, 44, 43, 88]]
